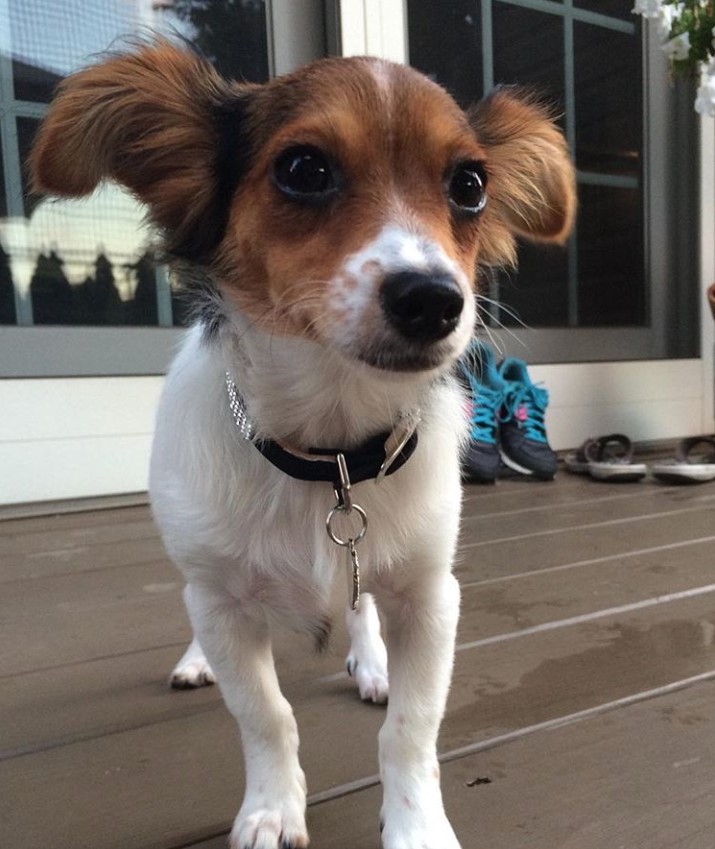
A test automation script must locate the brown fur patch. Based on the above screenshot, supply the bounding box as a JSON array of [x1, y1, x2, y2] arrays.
[[469, 89, 577, 267], [29, 42, 256, 259]]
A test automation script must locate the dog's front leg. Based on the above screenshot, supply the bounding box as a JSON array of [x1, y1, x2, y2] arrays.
[[183, 583, 308, 849], [376, 569, 462, 849]]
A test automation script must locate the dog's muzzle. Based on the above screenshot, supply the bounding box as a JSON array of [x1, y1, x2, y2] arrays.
[[380, 271, 464, 343]]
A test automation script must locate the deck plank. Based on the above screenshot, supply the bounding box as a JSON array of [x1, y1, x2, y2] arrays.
[[301, 679, 715, 849], [3, 475, 715, 849], [3, 591, 715, 849]]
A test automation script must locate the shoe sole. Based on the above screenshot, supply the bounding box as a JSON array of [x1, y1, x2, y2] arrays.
[[564, 455, 590, 475], [588, 462, 647, 482], [651, 463, 715, 484], [499, 449, 555, 481]]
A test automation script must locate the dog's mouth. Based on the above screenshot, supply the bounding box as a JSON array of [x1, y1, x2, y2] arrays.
[[354, 341, 459, 373]]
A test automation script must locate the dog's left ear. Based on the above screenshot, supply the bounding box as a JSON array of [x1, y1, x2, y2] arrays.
[[468, 88, 576, 267], [29, 41, 255, 260]]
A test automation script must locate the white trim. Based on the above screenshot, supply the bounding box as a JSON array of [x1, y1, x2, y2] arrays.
[[531, 358, 708, 449], [268, 0, 326, 76], [699, 112, 715, 433], [338, 0, 406, 61], [0, 357, 710, 505], [0, 377, 162, 505]]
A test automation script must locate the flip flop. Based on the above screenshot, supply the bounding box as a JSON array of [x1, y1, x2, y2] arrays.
[[650, 436, 715, 484], [565, 434, 647, 482], [564, 439, 594, 475]]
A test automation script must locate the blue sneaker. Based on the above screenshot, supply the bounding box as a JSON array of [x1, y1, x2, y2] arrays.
[[458, 342, 505, 483], [498, 358, 557, 480]]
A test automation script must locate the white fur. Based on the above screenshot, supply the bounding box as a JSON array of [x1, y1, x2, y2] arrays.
[[329, 224, 476, 368], [169, 636, 216, 688], [152, 293, 468, 848], [345, 592, 389, 704]]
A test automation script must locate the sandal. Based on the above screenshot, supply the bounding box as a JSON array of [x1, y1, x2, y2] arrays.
[[650, 436, 715, 484], [565, 434, 647, 482]]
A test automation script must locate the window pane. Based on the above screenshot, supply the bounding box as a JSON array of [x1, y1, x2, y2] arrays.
[[10, 0, 269, 104], [492, 3, 566, 122], [2, 0, 270, 329], [10, 1, 145, 103], [577, 184, 645, 326], [25, 207, 162, 328], [15, 116, 160, 327], [16, 117, 42, 218], [169, 0, 269, 83], [0, 126, 6, 220], [574, 21, 642, 176], [12, 59, 62, 104], [495, 243, 570, 328], [0, 126, 17, 325], [0, 244, 17, 325], [490, 4, 568, 327], [407, 0, 483, 106], [574, 1, 634, 22]]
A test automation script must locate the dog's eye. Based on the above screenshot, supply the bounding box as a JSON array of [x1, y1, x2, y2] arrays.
[[273, 146, 337, 202], [448, 161, 488, 214]]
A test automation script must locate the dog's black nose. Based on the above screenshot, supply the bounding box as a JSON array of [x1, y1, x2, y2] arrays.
[[381, 271, 464, 343]]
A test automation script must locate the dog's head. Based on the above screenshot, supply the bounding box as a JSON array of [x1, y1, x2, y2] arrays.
[[30, 42, 575, 373]]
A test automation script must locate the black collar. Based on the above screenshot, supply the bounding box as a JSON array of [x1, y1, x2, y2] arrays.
[[254, 429, 418, 487], [225, 372, 419, 487]]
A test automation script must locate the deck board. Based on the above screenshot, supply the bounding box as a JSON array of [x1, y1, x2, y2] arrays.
[[2, 471, 715, 849], [302, 679, 715, 849]]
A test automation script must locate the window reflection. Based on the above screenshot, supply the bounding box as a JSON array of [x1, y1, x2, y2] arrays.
[[0, 0, 268, 328]]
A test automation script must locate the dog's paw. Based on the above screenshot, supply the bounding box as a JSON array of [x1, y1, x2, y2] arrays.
[[230, 798, 308, 849], [345, 593, 389, 704], [346, 651, 389, 703], [380, 809, 462, 849], [169, 657, 216, 689], [230, 809, 308, 849]]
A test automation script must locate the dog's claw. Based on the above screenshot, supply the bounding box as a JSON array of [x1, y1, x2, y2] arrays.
[[169, 663, 216, 689]]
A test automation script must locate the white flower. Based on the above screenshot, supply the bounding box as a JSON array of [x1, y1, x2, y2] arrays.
[[632, 0, 663, 18], [657, 3, 684, 39], [663, 31, 691, 61], [695, 74, 715, 116], [695, 57, 715, 116]]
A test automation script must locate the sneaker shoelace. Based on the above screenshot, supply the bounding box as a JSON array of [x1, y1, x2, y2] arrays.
[[501, 382, 550, 444], [466, 379, 501, 444]]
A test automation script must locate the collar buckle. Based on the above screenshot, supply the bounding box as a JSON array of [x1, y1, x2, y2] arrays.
[[376, 411, 421, 484]]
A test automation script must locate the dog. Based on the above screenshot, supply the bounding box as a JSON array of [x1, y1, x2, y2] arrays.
[[30, 41, 575, 849]]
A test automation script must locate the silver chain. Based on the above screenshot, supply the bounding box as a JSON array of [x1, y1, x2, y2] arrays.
[[225, 372, 255, 441]]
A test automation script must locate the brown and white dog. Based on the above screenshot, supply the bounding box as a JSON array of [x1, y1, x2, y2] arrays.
[[31, 42, 575, 849]]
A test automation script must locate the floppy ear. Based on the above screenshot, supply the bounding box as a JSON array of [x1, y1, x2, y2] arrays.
[[468, 88, 576, 267], [29, 41, 254, 260]]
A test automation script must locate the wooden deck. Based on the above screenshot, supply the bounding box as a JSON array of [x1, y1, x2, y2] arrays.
[[2, 470, 715, 849]]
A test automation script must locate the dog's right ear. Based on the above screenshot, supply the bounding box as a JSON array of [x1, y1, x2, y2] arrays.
[[30, 41, 255, 260]]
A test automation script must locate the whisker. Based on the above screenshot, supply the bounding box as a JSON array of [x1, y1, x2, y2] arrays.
[[476, 304, 529, 353], [477, 294, 529, 330]]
